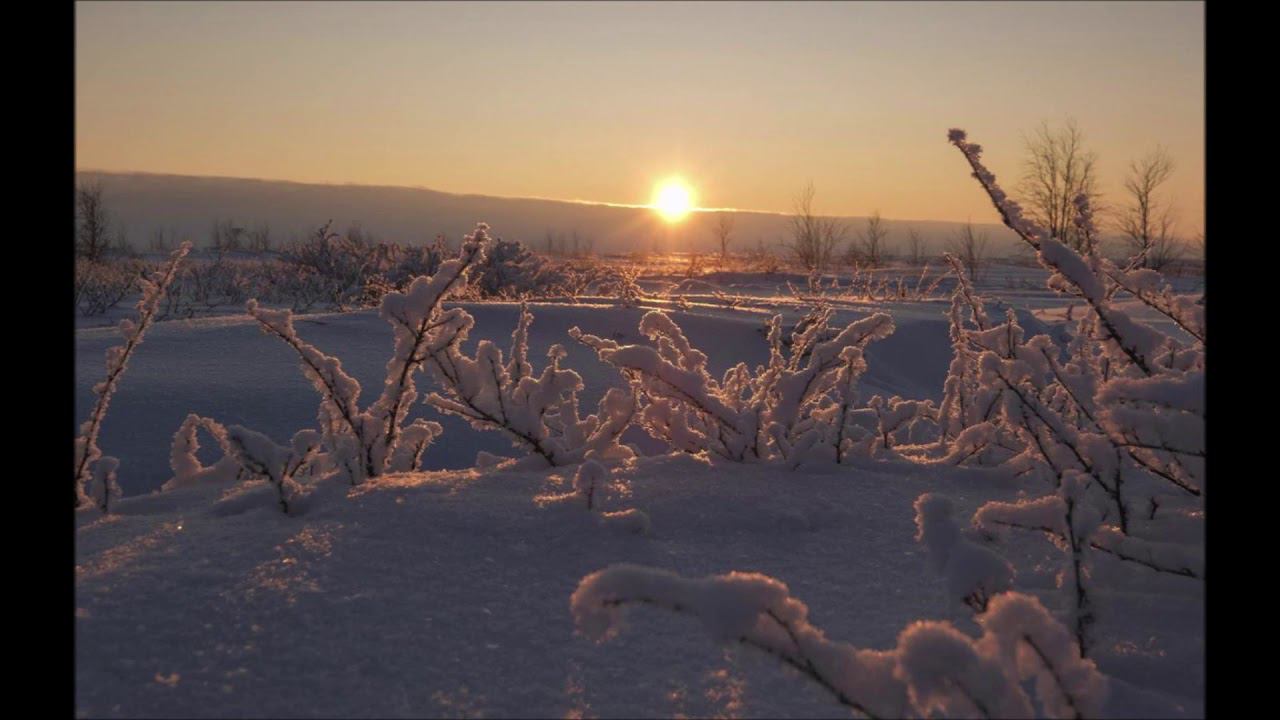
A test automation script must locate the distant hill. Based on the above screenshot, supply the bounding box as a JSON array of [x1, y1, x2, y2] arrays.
[[75, 170, 1024, 257]]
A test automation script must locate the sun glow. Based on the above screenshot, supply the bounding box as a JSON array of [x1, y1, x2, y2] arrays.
[[653, 179, 694, 222]]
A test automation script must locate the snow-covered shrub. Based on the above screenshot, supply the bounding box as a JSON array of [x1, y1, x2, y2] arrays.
[[939, 129, 1204, 654], [571, 564, 1106, 718], [75, 243, 191, 509], [281, 221, 386, 310], [868, 395, 942, 454], [250, 260, 330, 314], [378, 234, 450, 290], [572, 307, 894, 465], [75, 258, 143, 317], [466, 236, 569, 299], [561, 261, 646, 307], [239, 225, 491, 485], [423, 302, 638, 467]]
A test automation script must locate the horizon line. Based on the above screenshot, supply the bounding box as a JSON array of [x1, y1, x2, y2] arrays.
[[74, 166, 1016, 229]]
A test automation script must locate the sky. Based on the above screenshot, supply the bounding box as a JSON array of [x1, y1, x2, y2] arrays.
[[76, 1, 1204, 232]]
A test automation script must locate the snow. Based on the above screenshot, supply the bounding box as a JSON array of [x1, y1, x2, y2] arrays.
[[76, 250, 1203, 717]]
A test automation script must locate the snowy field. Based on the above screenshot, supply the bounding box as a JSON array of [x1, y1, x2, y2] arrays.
[[75, 252, 1204, 718]]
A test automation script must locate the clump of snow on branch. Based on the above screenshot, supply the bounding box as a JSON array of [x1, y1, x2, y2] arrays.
[[75, 242, 191, 509], [571, 564, 1106, 718], [84, 456, 121, 513], [914, 493, 1013, 613], [224, 425, 322, 514], [536, 459, 650, 534], [164, 414, 244, 490]]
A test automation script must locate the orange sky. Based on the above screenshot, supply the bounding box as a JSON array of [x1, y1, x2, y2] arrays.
[[76, 1, 1204, 232]]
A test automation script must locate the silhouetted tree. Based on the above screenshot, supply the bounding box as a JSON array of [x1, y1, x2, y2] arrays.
[[1119, 146, 1181, 269], [906, 227, 927, 266], [856, 210, 889, 267], [945, 222, 989, 282], [783, 182, 843, 271], [76, 181, 111, 262], [1018, 119, 1101, 253], [710, 213, 735, 261]]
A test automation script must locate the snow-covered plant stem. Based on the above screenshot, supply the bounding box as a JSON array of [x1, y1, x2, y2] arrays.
[[245, 225, 487, 483], [75, 242, 191, 508], [225, 426, 321, 514], [572, 564, 1107, 719], [164, 413, 243, 489]]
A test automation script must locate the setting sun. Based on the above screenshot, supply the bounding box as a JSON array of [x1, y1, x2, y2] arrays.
[[653, 179, 694, 222]]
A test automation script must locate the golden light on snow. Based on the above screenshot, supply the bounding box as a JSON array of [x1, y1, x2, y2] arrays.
[[653, 179, 694, 223]]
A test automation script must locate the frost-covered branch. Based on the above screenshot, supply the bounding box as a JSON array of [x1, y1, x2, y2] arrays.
[[75, 242, 191, 508], [243, 224, 488, 484], [571, 565, 1106, 719]]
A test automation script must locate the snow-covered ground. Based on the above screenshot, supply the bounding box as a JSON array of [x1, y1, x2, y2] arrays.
[[74, 264, 1204, 718], [75, 454, 1199, 718]]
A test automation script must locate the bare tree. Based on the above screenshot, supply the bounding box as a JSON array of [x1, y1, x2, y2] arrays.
[[906, 227, 927, 266], [1018, 119, 1102, 253], [945, 222, 989, 282], [856, 211, 889, 268], [1118, 146, 1180, 269], [210, 219, 245, 254], [248, 223, 273, 253], [111, 222, 136, 258], [75, 181, 111, 262], [149, 227, 178, 252], [710, 213, 735, 261], [1142, 217, 1184, 271], [783, 182, 843, 271]]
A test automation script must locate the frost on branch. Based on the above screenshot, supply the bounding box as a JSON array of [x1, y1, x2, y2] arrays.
[[571, 564, 1105, 718], [243, 224, 486, 484], [424, 302, 638, 467], [75, 242, 191, 509], [574, 308, 894, 465]]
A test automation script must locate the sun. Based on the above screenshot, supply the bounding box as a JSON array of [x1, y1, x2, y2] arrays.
[[653, 179, 695, 222]]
